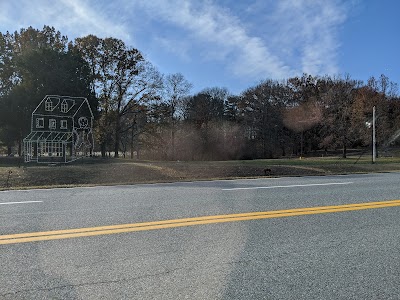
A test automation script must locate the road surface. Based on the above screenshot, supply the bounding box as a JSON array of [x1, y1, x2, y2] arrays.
[[1, 173, 400, 299]]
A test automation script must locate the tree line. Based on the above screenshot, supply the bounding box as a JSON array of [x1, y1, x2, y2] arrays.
[[1, 26, 399, 160]]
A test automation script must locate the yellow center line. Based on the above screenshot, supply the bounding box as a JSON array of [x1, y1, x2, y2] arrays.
[[1, 199, 400, 245]]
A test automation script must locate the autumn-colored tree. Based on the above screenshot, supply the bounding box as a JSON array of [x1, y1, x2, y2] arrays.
[[282, 99, 322, 156], [351, 76, 400, 152]]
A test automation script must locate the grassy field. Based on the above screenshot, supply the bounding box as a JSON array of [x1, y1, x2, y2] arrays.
[[1, 155, 400, 190]]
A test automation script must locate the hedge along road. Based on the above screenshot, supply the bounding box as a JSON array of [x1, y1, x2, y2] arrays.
[[1, 173, 400, 299]]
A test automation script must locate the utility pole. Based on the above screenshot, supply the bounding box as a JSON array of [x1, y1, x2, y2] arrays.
[[372, 106, 376, 163]]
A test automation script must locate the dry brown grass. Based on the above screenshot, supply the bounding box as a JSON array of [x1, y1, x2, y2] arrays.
[[1, 156, 400, 190]]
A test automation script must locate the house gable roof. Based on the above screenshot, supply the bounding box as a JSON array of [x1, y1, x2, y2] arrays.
[[32, 95, 94, 119]]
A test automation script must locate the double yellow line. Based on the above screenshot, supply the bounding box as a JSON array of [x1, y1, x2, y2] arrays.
[[2, 199, 400, 245]]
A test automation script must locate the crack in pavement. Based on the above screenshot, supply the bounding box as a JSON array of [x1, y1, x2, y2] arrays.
[[1, 260, 255, 297], [0, 268, 184, 298]]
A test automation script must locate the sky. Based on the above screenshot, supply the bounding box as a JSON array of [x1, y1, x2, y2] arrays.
[[0, 0, 399, 95]]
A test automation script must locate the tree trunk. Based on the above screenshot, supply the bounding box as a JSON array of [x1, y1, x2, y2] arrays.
[[18, 140, 22, 156], [300, 131, 304, 157], [101, 142, 106, 158], [342, 139, 347, 158], [171, 127, 175, 160], [130, 143, 134, 160], [114, 135, 119, 158], [130, 126, 134, 159], [114, 118, 120, 158]]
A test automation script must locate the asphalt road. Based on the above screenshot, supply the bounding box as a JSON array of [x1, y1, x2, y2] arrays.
[[0, 173, 400, 299]]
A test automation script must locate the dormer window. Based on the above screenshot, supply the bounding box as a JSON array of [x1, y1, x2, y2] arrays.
[[61, 100, 68, 113], [45, 99, 53, 111]]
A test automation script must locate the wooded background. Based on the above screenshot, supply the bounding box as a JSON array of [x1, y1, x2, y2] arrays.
[[1, 26, 399, 160]]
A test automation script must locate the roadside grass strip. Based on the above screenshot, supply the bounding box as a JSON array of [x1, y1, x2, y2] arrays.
[[1, 199, 400, 245]]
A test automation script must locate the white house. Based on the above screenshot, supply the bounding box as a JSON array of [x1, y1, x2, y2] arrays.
[[23, 95, 94, 163]]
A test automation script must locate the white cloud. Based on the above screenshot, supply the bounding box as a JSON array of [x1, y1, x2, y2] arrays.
[[58, 0, 131, 40], [134, 0, 292, 80], [0, 0, 132, 42], [0, 0, 351, 84], [133, 0, 349, 80], [270, 0, 347, 75], [0, 3, 8, 25], [153, 36, 191, 62]]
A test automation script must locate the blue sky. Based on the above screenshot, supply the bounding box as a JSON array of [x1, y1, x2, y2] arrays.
[[0, 0, 399, 95]]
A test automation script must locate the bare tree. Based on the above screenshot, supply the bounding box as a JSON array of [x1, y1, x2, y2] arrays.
[[163, 73, 192, 159], [73, 36, 163, 157], [283, 99, 322, 156], [320, 75, 361, 158]]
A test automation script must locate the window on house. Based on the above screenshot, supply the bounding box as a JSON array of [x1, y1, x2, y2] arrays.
[[45, 99, 53, 111], [61, 101, 68, 113], [49, 119, 56, 130], [36, 118, 44, 128], [60, 120, 68, 129]]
